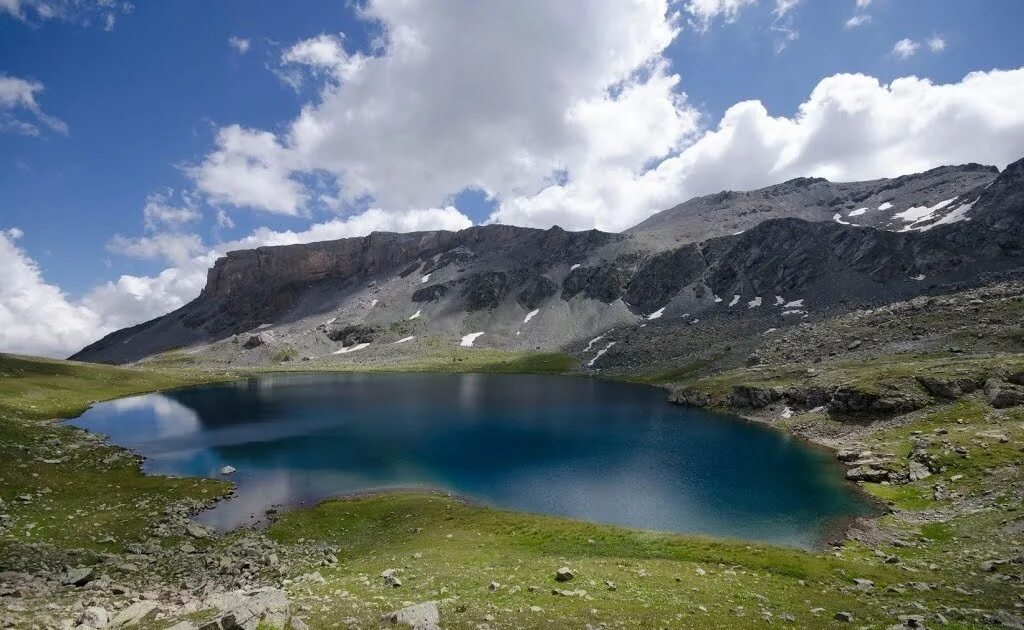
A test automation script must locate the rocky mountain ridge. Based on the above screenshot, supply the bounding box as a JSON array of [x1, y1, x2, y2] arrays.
[[71, 158, 1024, 369]]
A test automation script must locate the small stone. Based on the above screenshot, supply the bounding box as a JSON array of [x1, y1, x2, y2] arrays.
[[834, 611, 854, 622], [555, 567, 574, 582], [219, 466, 236, 476], [488, 582, 500, 592]]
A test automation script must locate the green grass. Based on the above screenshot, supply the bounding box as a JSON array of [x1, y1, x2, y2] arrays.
[[268, 492, 915, 629], [0, 353, 235, 553]]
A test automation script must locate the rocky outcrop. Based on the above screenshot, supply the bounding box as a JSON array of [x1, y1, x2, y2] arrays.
[[324, 324, 378, 347]]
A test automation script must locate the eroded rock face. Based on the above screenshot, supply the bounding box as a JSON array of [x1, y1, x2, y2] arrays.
[[516, 276, 558, 310], [462, 271, 516, 311]]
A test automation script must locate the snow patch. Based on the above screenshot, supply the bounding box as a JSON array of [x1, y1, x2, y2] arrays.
[[322, 317, 337, 327], [833, 212, 854, 226], [460, 332, 484, 347], [569, 263, 581, 271], [587, 341, 616, 368], [918, 199, 977, 231], [713, 295, 723, 303], [728, 295, 740, 307], [747, 296, 762, 308], [408, 309, 422, 320], [878, 201, 893, 211], [333, 343, 370, 355], [781, 406, 794, 419], [370, 299, 378, 307], [782, 309, 807, 316], [894, 197, 958, 227], [647, 307, 665, 320], [774, 295, 784, 306], [783, 299, 804, 308], [523, 309, 539, 324], [421, 274, 430, 284], [393, 336, 415, 344], [583, 335, 605, 352], [910, 274, 926, 282], [848, 207, 868, 217]]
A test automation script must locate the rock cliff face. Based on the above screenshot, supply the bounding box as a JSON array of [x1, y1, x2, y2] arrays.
[[71, 159, 1024, 368]]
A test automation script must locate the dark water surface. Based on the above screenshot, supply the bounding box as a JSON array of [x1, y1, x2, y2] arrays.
[[69, 373, 871, 547]]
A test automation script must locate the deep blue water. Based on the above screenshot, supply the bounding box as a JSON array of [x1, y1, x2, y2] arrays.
[[69, 373, 871, 547]]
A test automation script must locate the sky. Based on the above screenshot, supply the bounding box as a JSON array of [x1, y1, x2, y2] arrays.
[[2, 0, 1024, 357]]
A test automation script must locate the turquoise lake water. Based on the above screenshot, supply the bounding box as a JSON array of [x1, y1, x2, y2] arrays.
[[69, 373, 871, 547]]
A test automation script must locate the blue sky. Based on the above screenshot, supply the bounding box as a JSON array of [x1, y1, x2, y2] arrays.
[[2, 0, 1024, 357]]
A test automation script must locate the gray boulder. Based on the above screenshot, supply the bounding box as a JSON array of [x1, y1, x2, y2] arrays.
[[382, 601, 440, 630], [985, 378, 1024, 408], [203, 588, 290, 630]]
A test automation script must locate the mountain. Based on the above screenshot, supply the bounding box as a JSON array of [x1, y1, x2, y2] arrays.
[[71, 159, 1024, 370]]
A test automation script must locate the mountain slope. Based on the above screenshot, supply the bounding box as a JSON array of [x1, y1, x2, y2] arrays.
[[71, 158, 1024, 369]]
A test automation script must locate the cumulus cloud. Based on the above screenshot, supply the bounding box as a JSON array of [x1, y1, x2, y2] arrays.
[[0, 74, 67, 136], [0, 228, 107, 358], [190, 0, 689, 221], [928, 36, 946, 53], [187, 125, 306, 215], [892, 38, 920, 59], [491, 68, 1024, 230], [228, 36, 251, 54]]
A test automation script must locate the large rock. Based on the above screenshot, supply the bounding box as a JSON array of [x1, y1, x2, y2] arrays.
[[382, 601, 440, 630], [110, 601, 159, 627], [203, 588, 290, 630], [985, 378, 1024, 408], [846, 466, 889, 482], [60, 567, 95, 587]]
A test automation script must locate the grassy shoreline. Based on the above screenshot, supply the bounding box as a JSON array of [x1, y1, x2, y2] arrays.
[[2, 351, 1023, 628]]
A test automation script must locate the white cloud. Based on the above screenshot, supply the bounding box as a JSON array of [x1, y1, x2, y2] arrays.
[[491, 68, 1024, 231], [191, 0, 689, 221], [228, 36, 251, 54], [855, 0, 871, 8], [142, 188, 201, 230], [844, 13, 870, 28], [282, 33, 347, 70], [0, 228, 108, 358], [0, 74, 67, 136], [772, 0, 800, 18], [187, 124, 306, 215], [892, 38, 920, 59], [106, 232, 205, 266], [928, 36, 946, 53], [684, 0, 758, 29]]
